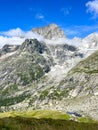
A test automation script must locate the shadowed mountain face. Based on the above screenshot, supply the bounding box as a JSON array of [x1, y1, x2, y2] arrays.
[[0, 44, 19, 57]]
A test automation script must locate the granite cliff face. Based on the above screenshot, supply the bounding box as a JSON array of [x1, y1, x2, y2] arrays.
[[32, 23, 66, 40], [0, 24, 98, 120]]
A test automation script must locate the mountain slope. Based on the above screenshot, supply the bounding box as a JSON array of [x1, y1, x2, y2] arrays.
[[60, 50, 98, 97], [23, 49, 98, 120], [54, 50, 98, 119]]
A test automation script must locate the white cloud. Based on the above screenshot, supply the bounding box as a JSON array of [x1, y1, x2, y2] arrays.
[[86, 0, 98, 18], [64, 24, 98, 38], [44, 37, 82, 47], [0, 27, 81, 48], [64, 29, 78, 36], [1, 28, 25, 37], [1, 28, 43, 39], [1, 24, 98, 48], [35, 13, 45, 19], [0, 28, 44, 47], [61, 7, 71, 16], [0, 36, 25, 47]]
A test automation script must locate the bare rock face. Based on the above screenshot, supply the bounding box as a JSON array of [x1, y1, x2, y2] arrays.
[[32, 23, 66, 40], [0, 44, 19, 57]]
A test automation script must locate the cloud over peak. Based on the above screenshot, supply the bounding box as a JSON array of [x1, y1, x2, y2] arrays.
[[0, 28, 43, 47], [1, 28, 24, 37]]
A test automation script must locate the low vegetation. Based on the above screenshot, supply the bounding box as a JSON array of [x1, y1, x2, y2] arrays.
[[0, 110, 97, 130], [0, 92, 30, 107], [0, 116, 98, 130]]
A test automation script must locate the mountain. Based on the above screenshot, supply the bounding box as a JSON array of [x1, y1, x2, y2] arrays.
[[0, 39, 52, 88], [32, 23, 66, 40], [0, 23, 98, 121], [0, 38, 83, 112]]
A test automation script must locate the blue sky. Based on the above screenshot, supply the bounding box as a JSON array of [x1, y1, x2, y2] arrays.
[[0, 0, 98, 38]]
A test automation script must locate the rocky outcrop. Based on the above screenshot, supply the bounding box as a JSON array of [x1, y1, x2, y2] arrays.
[[0, 44, 19, 57], [32, 23, 66, 40]]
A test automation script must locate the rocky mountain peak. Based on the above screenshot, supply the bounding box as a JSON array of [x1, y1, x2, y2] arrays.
[[19, 39, 48, 54], [47, 23, 58, 29], [32, 23, 66, 40]]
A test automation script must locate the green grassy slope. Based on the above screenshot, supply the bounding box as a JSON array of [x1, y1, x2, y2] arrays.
[[0, 116, 98, 130], [0, 110, 70, 120], [0, 110, 96, 122]]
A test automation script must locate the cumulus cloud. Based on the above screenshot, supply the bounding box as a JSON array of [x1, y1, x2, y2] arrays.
[[86, 0, 98, 18], [1, 28, 24, 37], [61, 7, 71, 16], [35, 13, 45, 19], [0, 28, 44, 47], [1, 25, 98, 48], [0, 36, 25, 47], [44, 37, 83, 48], [0, 27, 82, 48], [64, 29, 78, 36]]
